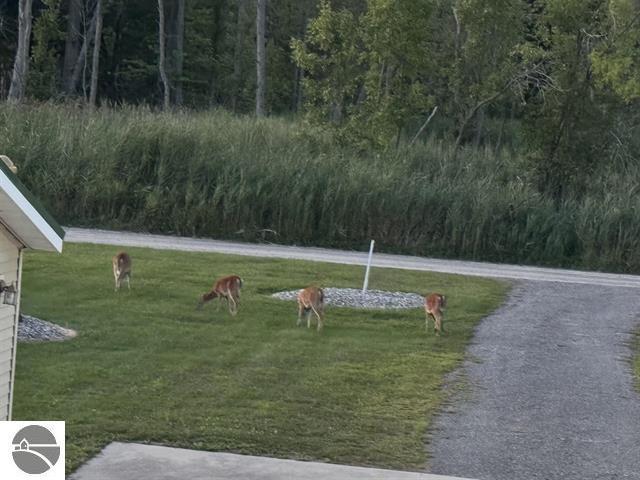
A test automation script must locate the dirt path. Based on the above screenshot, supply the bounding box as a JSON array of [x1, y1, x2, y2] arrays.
[[429, 281, 640, 480], [66, 228, 640, 479]]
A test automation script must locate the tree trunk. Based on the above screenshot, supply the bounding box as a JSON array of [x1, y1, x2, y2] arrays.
[[231, 0, 245, 112], [8, 0, 33, 103], [174, 0, 184, 105], [63, 0, 83, 93], [291, 65, 301, 112], [68, 4, 98, 96], [158, 0, 170, 110], [255, 0, 267, 117], [88, 0, 102, 108]]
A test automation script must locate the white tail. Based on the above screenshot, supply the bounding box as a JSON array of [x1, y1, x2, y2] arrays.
[[112, 252, 132, 291], [297, 286, 325, 332], [199, 275, 243, 315]]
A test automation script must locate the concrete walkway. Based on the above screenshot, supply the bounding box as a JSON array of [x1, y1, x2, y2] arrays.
[[70, 443, 471, 480], [65, 228, 640, 288]]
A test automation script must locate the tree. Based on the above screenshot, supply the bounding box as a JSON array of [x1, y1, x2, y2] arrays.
[[523, 0, 613, 199], [591, 0, 640, 102], [62, 0, 82, 92], [292, 0, 435, 147], [231, 0, 245, 112], [29, 0, 63, 100], [8, 0, 33, 103], [166, 0, 185, 105], [89, 0, 103, 107], [68, 1, 99, 96], [428, 0, 534, 156], [256, 0, 267, 117], [158, 0, 170, 110]]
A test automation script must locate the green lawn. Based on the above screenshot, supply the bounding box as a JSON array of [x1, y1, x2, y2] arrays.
[[13, 243, 508, 473]]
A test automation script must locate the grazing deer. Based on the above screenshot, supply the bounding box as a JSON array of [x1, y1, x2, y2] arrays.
[[112, 252, 132, 291], [198, 275, 243, 315], [297, 286, 325, 332], [424, 293, 446, 335]]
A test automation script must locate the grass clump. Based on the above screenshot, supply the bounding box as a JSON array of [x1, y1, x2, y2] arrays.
[[13, 243, 507, 472]]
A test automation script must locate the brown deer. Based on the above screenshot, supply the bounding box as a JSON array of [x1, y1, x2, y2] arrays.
[[297, 286, 325, 332], [424, 293, 446, 335], [112, 252, 132, 291], [198, 275, 243, 315]]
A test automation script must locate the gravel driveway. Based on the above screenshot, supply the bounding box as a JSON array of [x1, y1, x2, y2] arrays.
[[428, 281, 640, 480], [66, 228, 640, 479]]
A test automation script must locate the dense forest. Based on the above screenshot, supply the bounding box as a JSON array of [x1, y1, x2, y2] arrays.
[[2, 0, 640, 271]]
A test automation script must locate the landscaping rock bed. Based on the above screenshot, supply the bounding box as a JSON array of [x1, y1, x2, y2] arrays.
[[18, 315, 77, 342], [272, 287, 424, 310]]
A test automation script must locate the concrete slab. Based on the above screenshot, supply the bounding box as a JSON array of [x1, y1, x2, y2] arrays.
[[70, 442, 472, 480]]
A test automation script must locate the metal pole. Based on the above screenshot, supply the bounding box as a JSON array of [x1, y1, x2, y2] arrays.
[[362, 240, 375, 294]]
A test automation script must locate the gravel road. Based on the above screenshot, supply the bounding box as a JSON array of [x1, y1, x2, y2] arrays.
[[429, 281, 640, 480], [65, 228, 640, 288], [66, 228, 640, 479]]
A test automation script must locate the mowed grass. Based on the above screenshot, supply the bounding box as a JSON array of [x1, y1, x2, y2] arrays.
[[13, 243, 508, 473]]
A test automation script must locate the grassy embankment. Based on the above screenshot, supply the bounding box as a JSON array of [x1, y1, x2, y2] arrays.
[[14, 243, 507, 472], [2, 104, 640, 272]]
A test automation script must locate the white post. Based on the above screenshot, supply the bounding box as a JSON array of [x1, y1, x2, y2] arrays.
[[362, 240, 375, 294]]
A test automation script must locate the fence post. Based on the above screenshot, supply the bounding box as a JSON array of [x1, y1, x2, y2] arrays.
[[362, 240, 375, 294]]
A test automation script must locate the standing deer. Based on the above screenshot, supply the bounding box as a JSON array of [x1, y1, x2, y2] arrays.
[[198, 275, 243, 315], [112, 252, 132, 291], [424, 293, 446, 335], [297, 286, 325, 332]]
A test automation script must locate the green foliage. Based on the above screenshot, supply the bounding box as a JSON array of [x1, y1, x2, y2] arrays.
[[292, 0, 434, 147], [28, 0, 63, 100], [591, 0, 640, 102], [446, 0, 528, 123], [15, 243, 507, 471], [523, 0, 616, 198]]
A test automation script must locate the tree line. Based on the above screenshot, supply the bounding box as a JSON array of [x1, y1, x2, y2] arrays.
[[2, 1, 640, 200], [1, 0, 290, 114]]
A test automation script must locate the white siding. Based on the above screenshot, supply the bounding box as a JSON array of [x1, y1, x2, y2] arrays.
[[0, 326, 13, 343], [0, 337, 13, 356], [0, 232, 18, 421]]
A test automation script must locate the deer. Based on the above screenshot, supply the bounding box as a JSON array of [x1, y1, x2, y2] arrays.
[[198, 275, 243, 315], [112, 252, 132, 291], [424, 293, 446, 335], [297, 286, 325, 332]]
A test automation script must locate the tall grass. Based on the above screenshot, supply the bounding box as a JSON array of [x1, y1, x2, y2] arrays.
[[2, 103, 640, 272]]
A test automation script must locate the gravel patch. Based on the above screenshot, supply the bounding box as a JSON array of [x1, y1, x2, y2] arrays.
[[272, 287, 424, 310], [18, 314, 77, 342]]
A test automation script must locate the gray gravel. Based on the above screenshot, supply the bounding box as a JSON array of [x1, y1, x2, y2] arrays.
[[428, 281, 640, 480], [18, 314, 76, 342], [272, 287, 424, 309]]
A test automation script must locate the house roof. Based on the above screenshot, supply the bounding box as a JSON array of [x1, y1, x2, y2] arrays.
[[0, 158, 64, 252]]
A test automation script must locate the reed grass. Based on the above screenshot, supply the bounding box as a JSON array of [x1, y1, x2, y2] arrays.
[[2, 103, 640, 272]]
